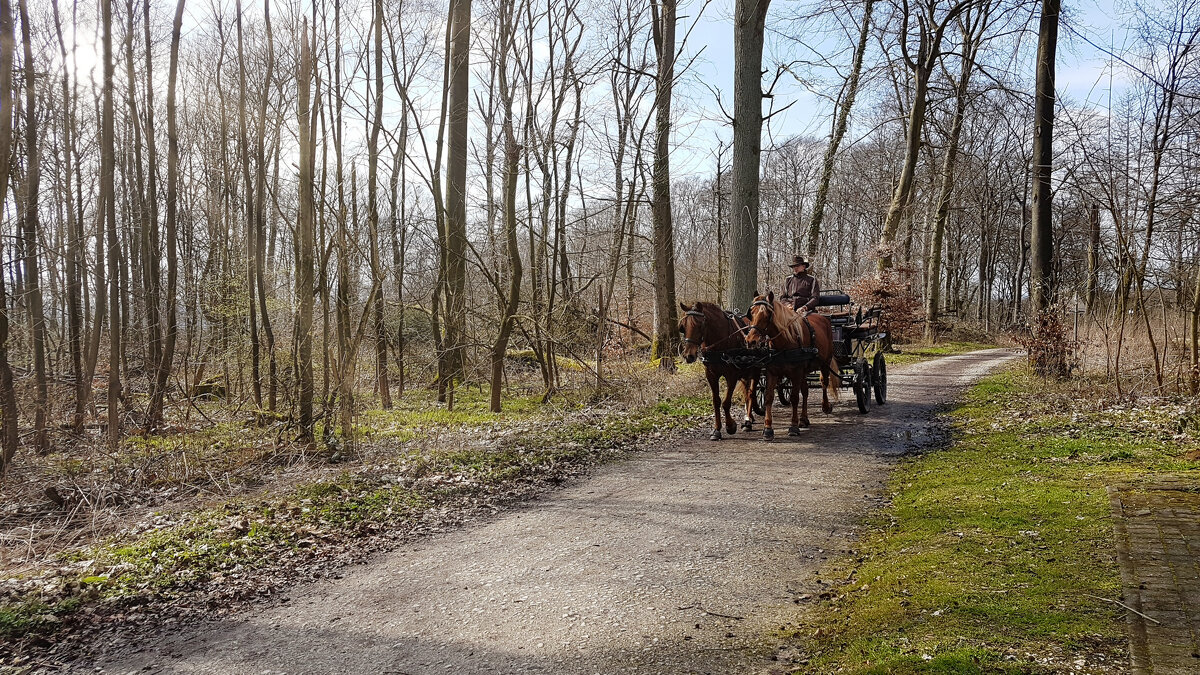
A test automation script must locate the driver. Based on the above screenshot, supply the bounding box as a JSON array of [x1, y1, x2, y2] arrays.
[[781, 255, 820, 312]]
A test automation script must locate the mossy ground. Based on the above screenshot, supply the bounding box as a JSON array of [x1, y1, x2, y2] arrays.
[[783, 366, 1200, 674]]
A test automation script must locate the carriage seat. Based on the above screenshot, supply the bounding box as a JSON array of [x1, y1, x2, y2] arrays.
[[816, 293, 851, 307]]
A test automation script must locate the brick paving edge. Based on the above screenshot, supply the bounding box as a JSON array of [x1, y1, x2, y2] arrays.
[[1108, 485, 1150, 675]]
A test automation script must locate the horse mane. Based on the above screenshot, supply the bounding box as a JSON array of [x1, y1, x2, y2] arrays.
[[692, 301, 729, 325], [769, 297, 805, 348]]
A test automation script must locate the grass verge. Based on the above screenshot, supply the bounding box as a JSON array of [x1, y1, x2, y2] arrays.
[[784, 365, 1200, 674], [888, 341, 1001, 367], [0, 393, 708, 648]]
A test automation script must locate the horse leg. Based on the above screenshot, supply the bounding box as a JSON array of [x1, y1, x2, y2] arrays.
[[821, 366, 834, 414], [741, 376, 755, 430], [798, 370, 811, 428], [707, 371, 723, 440], [786, 370, 801, 435], [722, 376, 737, 434], [762, 373, 776, 440]]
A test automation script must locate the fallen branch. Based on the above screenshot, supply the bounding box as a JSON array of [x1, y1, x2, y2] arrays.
[[1084, 593, 1161, 625], [677, 604, 744, 620]]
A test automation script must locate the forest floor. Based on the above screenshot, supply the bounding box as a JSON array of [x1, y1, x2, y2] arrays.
[[0, 347, 1011, 674]]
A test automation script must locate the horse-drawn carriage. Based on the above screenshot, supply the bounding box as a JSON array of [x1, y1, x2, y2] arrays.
[[678, 289, 890, 440]]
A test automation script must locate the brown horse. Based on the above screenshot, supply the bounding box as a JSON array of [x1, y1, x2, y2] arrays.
[[678, 301, 758, 440], [744, 291, 840, 439]]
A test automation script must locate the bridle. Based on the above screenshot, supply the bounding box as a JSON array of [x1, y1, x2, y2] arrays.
[[680, 310, 706, 348], [746, 299, 778, 347]]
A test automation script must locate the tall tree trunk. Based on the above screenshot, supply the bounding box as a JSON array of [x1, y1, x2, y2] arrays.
[[0, 0, 18, 474], [442, 0, 472, 404], [235, 0, 261, 409], [1085, 201, 1099, 313], [727, 0, 771, 310], [51, 0, 86, 434], [925, 10, 983, 343], [370, 0, 390, 409], [18, 0, 47, 452], [147, 0, 184, 431], [141, 0, 162, 402], [102, 0, 122, 449], [255, 0, 276, 411], [650, 0, 678, 370], [806, 0, 874, 258], [490, 0, 523, 413], [389, 136, 407, 399], [297, 20, 316, 444], [1029, 0, 1059, 312]]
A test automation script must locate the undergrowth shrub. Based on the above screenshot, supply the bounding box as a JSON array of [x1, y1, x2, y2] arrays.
[[847, 267, 923, 344], [1010, 307, 1076, 378]]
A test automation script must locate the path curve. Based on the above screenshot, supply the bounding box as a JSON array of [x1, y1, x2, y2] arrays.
[[91, 349, 1016, 675]]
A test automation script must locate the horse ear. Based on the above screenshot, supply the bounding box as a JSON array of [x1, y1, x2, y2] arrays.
[[754, 289, 760, 297], [767, 290, 775, 302], [680, 301, 689, 312]]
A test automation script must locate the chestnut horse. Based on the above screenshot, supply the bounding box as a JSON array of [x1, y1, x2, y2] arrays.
[[744, 291, 840, 439], [678, 301, 758, 440]]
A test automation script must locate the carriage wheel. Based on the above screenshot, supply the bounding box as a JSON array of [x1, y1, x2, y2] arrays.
[[873, 352, 888, 405], [777, 378, 792, 406], [854, 358, 871, 414], [751, 374, 767, 416]]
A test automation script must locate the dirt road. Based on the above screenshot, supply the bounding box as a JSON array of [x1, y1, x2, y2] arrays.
[[90, 349, 1015, 675]]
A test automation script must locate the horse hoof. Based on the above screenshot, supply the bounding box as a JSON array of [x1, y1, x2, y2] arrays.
[[741, 421, 753, 431], [763, 428, 774, 440], [823, 404, 833, 414], [788, 426, 801, 436], [799, 419, 811, 428], [710, 431, 722, 441], [726, 423, 737, 435]]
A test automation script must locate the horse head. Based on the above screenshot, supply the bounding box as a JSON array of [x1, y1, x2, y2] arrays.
[[678, 301, 706, 364], [745, 291, 777, 349]]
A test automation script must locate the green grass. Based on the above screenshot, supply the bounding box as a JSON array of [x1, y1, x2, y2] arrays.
[[887, 341, 1000, 367], [787, 366, 1200, 673], [0, 392, 708, 639]]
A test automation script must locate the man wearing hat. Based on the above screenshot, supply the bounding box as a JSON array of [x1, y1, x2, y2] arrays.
[[781, 255, 821, 312]]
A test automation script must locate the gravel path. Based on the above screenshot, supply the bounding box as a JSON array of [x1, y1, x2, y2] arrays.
[[89, 349, 1016, 675]]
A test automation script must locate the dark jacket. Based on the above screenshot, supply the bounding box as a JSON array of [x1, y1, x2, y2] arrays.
[[781, 272, 820, 311]]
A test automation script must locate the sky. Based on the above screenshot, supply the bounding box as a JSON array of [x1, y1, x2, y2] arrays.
[[667, 0, 1136, 178], [45, 0, 1140, 183]]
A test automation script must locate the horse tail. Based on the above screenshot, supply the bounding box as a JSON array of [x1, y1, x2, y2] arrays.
[[825, 358, 840, 402]]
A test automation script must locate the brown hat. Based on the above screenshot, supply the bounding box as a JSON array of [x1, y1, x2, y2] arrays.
[[790, 255, 810, 268]]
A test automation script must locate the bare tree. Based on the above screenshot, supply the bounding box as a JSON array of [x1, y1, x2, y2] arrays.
[[488, 0, 523, 413], [297, 19, 317, 444], [925, 4, 989, 342], [649, 0, 678, 368], [877, 0, 975, 271], [0, 0, 18, 473], [369, 0, 390, 409], [17, 0, 47, 451], [806, 0, 876, 259], [103, 0, 123, 449], [1029, 0, 1059, 311], [441, 0, 472, 406]]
